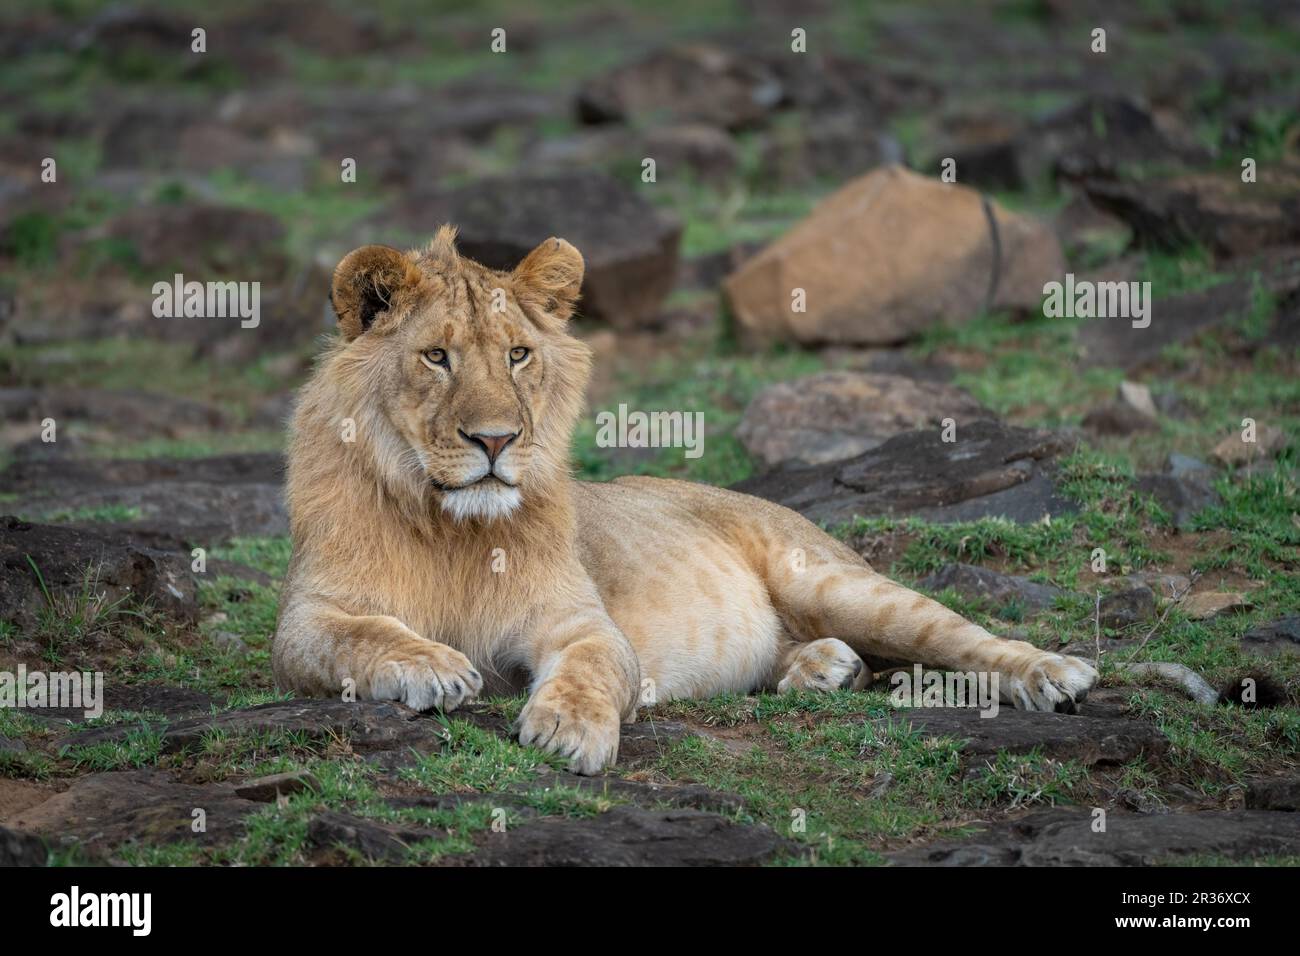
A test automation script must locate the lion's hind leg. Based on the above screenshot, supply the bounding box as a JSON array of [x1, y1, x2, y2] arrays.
[[763, 537, 1096, 712]]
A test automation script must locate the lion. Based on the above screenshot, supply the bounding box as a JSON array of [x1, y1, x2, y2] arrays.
[[272, 227, 1098, 774]]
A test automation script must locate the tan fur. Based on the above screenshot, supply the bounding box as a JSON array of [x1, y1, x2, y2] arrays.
[[273, 229, 1098, 773]]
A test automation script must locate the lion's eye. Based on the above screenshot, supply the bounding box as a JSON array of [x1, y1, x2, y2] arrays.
[[509, 347, 530, 364], [421, 348, 448, 369]]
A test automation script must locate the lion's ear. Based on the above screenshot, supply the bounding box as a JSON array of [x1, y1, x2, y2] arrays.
[[331, 245, 415, 341], [511, 237, 585, 321]]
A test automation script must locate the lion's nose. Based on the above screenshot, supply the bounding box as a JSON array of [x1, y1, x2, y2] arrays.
[[461, 430, 518, 463]]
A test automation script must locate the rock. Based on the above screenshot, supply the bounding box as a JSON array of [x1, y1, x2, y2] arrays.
[[0, 824, 48, 865], [733, 420, 1078, 528], [756, 113, 902, 186], [1081, 401, 1157, 436], [1099, 584, 1156, 629], [576, 44, 783, 130], [888, 807, 1300, 866], [1077, 272, 1298, 369], [235, 771, 321, 803], [211, 631, 250, 656], [1167, 453, 1213, 479], [1025, 94, 1212, 183], [0, 517, 198, 631], [1246, 777, 1300, 811], [0, 387, 227, 438], [307, 811, 442, 862], [65, 699, 447, 761], [1, 452, 287, 545], [723, 166, 1065, 346], [640, 125, 740, 184], [1135, 453, 1220, 531], [376, 172, 680, 329], [528, 124, 740, 185], [736, 371, 991, 469], [1087, 169, 1300, 258], [1117, 381, 1158, 419], [871, 707, 1166, 767], [4, 770, 261, 851], [1240, 617, 1300, 657], [467, 806, 793, 866], [87, 202, 286, 273], [1182, 591, 1252, 620], [916, 564, 1065, 617], [615, 720, 695, 761], [1210, 424, 1287, 467]]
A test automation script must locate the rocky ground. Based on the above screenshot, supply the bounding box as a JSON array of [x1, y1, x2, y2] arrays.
[[1, 0, 1298, 866]]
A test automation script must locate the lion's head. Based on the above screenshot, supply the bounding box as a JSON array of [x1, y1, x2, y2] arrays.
[[321, 226, 591, 523]]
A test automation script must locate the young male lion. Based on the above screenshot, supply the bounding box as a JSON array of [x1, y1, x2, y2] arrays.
[[273, 227, 1098, 773]]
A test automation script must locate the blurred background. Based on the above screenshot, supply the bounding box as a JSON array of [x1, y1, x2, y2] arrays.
[[1, 0, 1296, 493]]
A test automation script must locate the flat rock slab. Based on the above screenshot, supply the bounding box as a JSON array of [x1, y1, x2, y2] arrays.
[[65, 699, 448, 762], [1078, 269, 1300, 370], [1245, 777, 1300, 811], [4, 770, 261, 852], [1241, 616, 1300, 657], [0, 824, 49, 865], [307, 810, 443, 863], [917, 563, 1065, 616], [0, 516, 198, 631], [889, 807, 1300, 865], [462, 806, 793, 866], [388, 773, 744, 818], [2, 453, 287, 545], [734, 420, 1078, 527], [737, 371, 991, 469], [372, 171, 681, 329], [871, 706, 1167, 766], [38, 683, 219, 725]]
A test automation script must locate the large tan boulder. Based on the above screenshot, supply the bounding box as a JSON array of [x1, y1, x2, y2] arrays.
[[723, 165, 1065, 345]]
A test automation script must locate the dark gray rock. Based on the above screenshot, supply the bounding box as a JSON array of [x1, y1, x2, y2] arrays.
[[466, 806, 793, 866], [1078, 271, 1298, 370], [1081, 401, 1156, 436], [307, 811, 442, 863], [576, 44, 782, 130], [0, 825, 48, 866], [1135, 452, 1221, 530], [1240, 616, 1300, 657], [374, 172, 681, 329], [888, 807, 1300, 865], [1099, 584, 1156, 629], [734, 420, 1078, 527], [0, 388, 227, 435], [0, 516, 198, 632], [235, 770, 321, 803], [2, 453, 287, 545], [3, 770, 261, 851], [917, 564, 1065, 617], [871, 706, 1166, 766], [1246, 777, 1300, 811], [65, 699, 447, 762], [1085, 170, 1300, 258]]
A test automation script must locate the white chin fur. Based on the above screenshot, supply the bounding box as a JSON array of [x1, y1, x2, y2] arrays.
[[440, 483, 522, 522]]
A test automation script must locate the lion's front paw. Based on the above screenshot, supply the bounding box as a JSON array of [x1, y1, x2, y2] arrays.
[[367, 642, 483, 713], [517, 678, 620, 775], [1005, 652, 1098, 713]]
